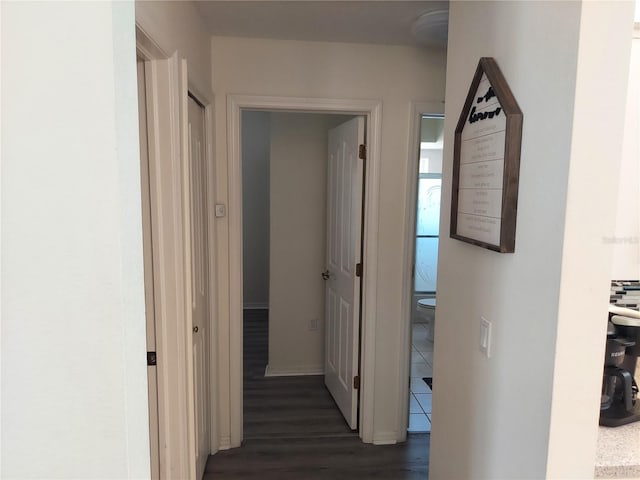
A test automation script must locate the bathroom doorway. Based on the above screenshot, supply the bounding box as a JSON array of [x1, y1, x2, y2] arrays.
[[407, 113, 445, 433]]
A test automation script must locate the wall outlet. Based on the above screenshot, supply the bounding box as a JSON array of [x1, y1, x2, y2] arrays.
[[309, 318, 319, 331], [480, 316, 492, 358]]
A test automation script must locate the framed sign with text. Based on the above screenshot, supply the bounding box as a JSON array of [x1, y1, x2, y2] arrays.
[[450, 57, 523, 253]]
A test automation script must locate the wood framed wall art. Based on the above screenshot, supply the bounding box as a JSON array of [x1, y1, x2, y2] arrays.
[[450, 57, 523, 253]]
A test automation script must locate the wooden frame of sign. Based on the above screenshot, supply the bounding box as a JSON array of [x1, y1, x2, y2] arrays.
[[450, 57, 523, 253]]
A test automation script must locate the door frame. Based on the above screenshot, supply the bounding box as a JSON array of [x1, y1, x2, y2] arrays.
[[224, 95, 382, 446], [136, 24, 218, 479], [398, 101, 445, 439]]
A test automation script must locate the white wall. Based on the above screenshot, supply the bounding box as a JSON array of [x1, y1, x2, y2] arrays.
[[1, 2, 150, 478], [612, 37, 640, 280], [211, 37, 446, 441], [267, 113, 347, 375], [430, 2, 633, 479], [242, 111, 271, 308], [135, 0, 211, 97]]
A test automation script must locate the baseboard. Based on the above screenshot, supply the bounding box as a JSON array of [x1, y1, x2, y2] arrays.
[[264, 364, 324, 377], [218, 435, 232, 451], [243, 303, 268, 310], [372, 431, 399, 445]]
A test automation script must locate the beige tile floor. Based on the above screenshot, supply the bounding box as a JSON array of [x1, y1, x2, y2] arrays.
[[408, 323, 434, 433]]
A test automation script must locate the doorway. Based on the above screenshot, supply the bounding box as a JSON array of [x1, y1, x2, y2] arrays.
[[407, 114, 444, 433], [224, 95, 383, 447], [241, 111, 363, 438], [398, 102, 445, 439]]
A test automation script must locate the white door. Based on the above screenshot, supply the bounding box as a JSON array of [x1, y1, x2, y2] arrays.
[[188, 95, 210, 479], [324, 116, 365, 430]]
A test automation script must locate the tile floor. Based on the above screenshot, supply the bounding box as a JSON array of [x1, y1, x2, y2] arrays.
[[408, 322, 434, 433]]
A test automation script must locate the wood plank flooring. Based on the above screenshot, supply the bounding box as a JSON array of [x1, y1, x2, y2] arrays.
[[242, 309, 353, 439], [205, 309, 430, 479], [205, 435, 430, 479]]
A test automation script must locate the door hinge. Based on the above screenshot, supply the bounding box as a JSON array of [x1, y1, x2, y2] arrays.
[[353, 375, 360, 390], [355, 262, 362, 277], [147, 351, 157, 366], [359, 144, 367, 160]]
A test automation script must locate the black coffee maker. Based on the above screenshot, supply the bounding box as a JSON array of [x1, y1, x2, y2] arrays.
[[599, 306, 640, 427]]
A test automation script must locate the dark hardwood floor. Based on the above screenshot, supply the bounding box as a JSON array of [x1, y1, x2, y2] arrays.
[[204, 309, 430, 479], [242, 309, 354, 440]]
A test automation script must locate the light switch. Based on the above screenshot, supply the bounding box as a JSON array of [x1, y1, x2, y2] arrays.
[[215, 204, 226, 218], [309, 318, 319, 331], [480, 316, 492, 358]]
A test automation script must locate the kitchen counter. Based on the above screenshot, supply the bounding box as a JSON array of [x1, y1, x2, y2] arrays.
[[597, 285, 640, 478], [595, 422, 640, 478]]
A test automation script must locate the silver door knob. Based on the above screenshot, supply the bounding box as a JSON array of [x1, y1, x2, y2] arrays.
[[193, 326, 199, 333], [322, 270, 331, 280]]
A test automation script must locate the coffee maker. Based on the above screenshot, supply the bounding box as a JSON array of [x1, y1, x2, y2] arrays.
[[599, 286, 640, 427]]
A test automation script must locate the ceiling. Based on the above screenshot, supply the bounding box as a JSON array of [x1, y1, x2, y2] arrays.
[[195, 1, 449, 48]]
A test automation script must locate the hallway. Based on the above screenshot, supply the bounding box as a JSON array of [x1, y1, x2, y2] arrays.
[[204, 309, 430, 479]]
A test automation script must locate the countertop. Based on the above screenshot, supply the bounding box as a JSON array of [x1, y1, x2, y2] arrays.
[[595, 421, 640, 478]]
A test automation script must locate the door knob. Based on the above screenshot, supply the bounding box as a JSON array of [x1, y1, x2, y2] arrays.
[[193, 326, 199, 333], [322, 270, 331, 280]]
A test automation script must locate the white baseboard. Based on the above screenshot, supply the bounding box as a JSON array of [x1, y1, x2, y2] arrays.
[[217, 435, 232, 451], [243, 303, 268, 310], [372, 431, 399, 445], [264, 364, 324, 377]]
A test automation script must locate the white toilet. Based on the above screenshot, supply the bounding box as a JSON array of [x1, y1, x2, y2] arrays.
[[417, 298, 436, 342]]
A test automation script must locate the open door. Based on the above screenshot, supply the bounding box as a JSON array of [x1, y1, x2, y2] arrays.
[[187, 94, 210, 479], [324, 116, 365, 430]]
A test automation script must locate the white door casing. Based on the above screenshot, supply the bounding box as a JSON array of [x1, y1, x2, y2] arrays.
[[324, 117, 365, 430], [187, 95, 211, 479], [137, 58, 160, 480]]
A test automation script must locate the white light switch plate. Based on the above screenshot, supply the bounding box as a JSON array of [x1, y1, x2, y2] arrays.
[[215, 204, 226, 217], [309, 318, 319, 331], [480, 316, 492, 358]]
